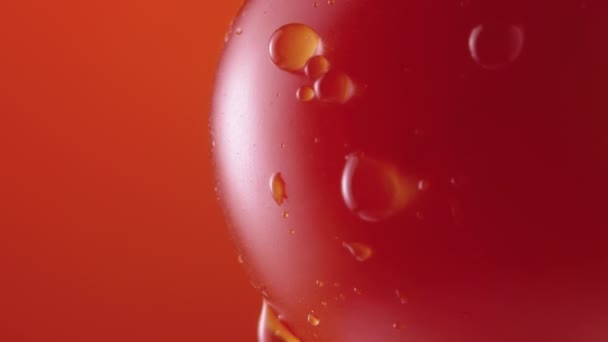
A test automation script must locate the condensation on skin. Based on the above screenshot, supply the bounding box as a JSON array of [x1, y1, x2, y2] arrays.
[[307, 312, 321, 327], [314, 70, 355, 104]]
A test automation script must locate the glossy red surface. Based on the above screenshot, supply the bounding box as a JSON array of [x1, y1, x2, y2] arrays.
[[212, 1, 608, 341]]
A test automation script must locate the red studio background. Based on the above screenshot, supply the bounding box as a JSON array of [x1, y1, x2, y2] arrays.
[[0, 1, 260, 341]]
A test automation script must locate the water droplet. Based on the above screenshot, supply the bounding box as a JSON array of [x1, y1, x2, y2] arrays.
[[270, 173, 287, 205], [417, 179, 430, 192], [353, 287, 362, 295], [328, 0, 336, 4], [258, 301, 302, 342], [289, 228, 296, 235], [313, 2, 319, 7], [341, 153, 414, 222], [395, 289, 408, 304], [305, 55, 331, 80], [314, 70, 355, 104], [269, 24, 321, 72], [315, 280, 325, 288], [393, 321, 405, 331], [321, 300, 327, 306], [235, 27, 243, 35], [314, 137, 321, 144], [282, 211, 290, 219], [296, 85, 315, 102], [469, 24, 525, 69], [342, 241, 373, 262], [237, 254, 244, 264], [307, 312, 320, 327]]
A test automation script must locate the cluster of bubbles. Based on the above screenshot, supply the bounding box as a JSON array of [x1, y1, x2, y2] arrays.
[[269, 23, 355, 104]]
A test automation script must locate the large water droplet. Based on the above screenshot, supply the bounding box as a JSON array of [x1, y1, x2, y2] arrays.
[[269, 24, 321, 72], [469, 24, 525, 69], [341, 153, 414, 222], [342, 241, 373, 262], [270, 172, 287, 205], [258, 301, 301, 342], [314, 70, 355, 104]]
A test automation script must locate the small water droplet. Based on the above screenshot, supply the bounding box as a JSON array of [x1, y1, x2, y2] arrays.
[[289, 228, 296, 235], [328, 0, 336, 4], [235, 27, 243, 36], [342, 241, 373, 262], [321, 300, 327, 306], [353, 287, 362, 295], [315, 280, 325, 288], [393, 321, 405, 331], [314, 70, 355, 104], [269, 24, 321, 72], [305, 55, 331, 80], [237, 254, 244, 264], [270, 172, 288, 205], [307, 312, 320, 327], [341, 153, 415, 222], [395, 289, 408, 304], [313, 2, 319, 7], [314, 137, 321, 144], [297, 85, 315, 102], [282, 211, 290, 219], [417, 179, 430, 192], [258, 301, 302, 342], [469, 24, 525, 69]]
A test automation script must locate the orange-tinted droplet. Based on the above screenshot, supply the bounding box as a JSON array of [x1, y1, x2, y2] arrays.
[[270, 172, 287, 205], [341, 153, 415, 222], [269, 24, 321, 72], [314, 70, 355, 104], [237, 254, 244, 264], [258, 301, 301, 342], [282, 211, 289, 219], [297, 85, 315, 102], [305, 55, 331, 80], [307, 312, 320, 327], [342, 241, 373, 262]]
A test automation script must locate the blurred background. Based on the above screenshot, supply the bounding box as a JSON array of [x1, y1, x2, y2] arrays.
[[0, 1, 260, 340]]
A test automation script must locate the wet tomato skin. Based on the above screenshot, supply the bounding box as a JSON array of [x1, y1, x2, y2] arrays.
[[212, 1, 608, 341]]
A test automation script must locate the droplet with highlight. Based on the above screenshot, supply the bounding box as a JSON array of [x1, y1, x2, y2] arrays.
[[342, 241, 373, 262], [307, 312, 320, 327], [314, 70, 355, 104], [393, 321, 404, 331], [305, 55, 331, 80], [270, 172, 288, 205], [258, 301, 302, 342], [469, 24, 525, 69], [269, 24, 321, 72], [297, 85, 315, 102], [341, 153, 414, 222], [395, 289, 408, 304]]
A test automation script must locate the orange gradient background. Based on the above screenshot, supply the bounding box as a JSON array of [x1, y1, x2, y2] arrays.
[[0, 1, 260, 341]]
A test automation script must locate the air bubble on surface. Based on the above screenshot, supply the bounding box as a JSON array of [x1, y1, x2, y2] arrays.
[[341, 153, 414, 222], [258, 301, 301, 342], [469, 24, 525, 69], [269, 24, 321, 72], [297, 85, 315, 102], [342, 241, 373, 262], [305, 55, 331, 80], [314, 70, 355, 104], [270, 172, 287, 205]]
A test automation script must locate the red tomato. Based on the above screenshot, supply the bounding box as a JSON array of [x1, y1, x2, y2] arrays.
[[212, 1, 608, 341]]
